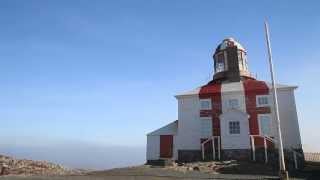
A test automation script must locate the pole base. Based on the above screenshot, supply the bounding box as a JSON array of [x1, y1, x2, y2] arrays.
[[279, 170, 289, 180]]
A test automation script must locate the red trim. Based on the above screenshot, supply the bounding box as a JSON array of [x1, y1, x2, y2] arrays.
[[199, 82, 222, 136], [243, 79, 271, 147], [200, 110, 212, 117]]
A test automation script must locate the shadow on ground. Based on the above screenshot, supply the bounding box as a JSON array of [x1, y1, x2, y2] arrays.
[[216, 161, 278, 176], [290, 161, 320, 180]]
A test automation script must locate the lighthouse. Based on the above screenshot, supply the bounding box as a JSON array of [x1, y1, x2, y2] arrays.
[[146, 38, 304, 169]]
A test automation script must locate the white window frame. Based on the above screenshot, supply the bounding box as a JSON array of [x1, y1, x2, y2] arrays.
[[223, 51, 228, 71], [228, 121, 241, 135], [243, 52, 248, 70], [228, 98, 240, 109], [258, 114, 272, 137], [256, 95, 270, 107], [200, 117, 212, 138], [200, 99, 212, 110], [214, 52, 228, 73], [238, 50, 244, 70]]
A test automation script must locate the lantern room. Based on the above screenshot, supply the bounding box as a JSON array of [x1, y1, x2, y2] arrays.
[[213, 38, 252, 82]]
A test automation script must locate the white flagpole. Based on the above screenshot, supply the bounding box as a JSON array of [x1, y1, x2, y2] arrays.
[[264, 21, 288, 178]]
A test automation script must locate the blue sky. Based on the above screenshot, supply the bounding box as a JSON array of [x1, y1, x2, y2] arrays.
[[0, 0, 319, 169]]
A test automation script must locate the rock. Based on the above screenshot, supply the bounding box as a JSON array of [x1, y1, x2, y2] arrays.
[[0, 163, 9, 175], [193, 166, 200, 171], [0, 154, 84, 176], [172, 162, 178, 167], [212, 166, 219, 171]]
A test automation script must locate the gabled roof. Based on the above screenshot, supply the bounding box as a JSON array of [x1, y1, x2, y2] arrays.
[[147, 120, 178, 136]]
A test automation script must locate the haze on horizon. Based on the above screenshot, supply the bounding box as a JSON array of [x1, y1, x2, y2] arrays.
[[0, 0, 319, 169]]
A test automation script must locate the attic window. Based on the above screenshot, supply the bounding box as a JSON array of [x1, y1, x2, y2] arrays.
[[228, 99, 239, 109], [200, 99, 211, 110], [256, 95, 269, 107]]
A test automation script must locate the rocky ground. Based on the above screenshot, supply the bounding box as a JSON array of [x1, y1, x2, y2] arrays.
[[0, 160, 282, 179], [0, 155, 85, 176], [0, 155, 319, 179], [161, 160, 277, 175]]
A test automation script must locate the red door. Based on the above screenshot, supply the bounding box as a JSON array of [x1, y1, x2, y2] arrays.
[[160, 135, 173, 158]]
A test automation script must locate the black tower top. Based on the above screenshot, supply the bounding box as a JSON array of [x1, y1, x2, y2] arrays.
[[213, 38, 253, 82]]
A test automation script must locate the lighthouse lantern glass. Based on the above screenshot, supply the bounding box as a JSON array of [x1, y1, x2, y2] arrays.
[[216, 53, 225, 73]]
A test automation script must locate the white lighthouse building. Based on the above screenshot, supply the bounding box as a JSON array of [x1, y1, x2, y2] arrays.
[[146, 38, 303, 168]]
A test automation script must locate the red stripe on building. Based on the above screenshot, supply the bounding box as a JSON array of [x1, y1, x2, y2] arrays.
[[243, 79, 272, 148], [199, 82, 222, 136]]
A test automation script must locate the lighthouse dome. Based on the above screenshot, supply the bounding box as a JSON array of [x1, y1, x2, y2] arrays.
[[215, 37, 246, 53], [212, 38, 252, 82]]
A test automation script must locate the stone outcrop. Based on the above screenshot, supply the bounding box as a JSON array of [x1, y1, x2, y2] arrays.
[[0, 154, 85, 176], [159, 160, 277, 175]]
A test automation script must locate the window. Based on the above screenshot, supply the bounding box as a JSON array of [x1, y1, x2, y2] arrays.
[[256, 95, 269, 107], [259, 114, 271, 136], [238, 51, 243, 70], [228, 99, 239, 109], [239, 58, 243, 70], [229, 121, 240, 134], [242, 52, 248, 70], [215, 53, 225, 72], [201, 118, 212, 138], [200, 99, 211, 110]]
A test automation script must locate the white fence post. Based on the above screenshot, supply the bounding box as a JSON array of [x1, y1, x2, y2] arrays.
[[264, 137, 268, 163], [251, 136, 256, 161], [218, 137, 221, 160], [212, 137, 215, 160], [202, 144, 205, 160]]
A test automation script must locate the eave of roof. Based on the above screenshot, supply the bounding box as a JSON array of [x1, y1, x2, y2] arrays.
[[175, 83, 298, 97]]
